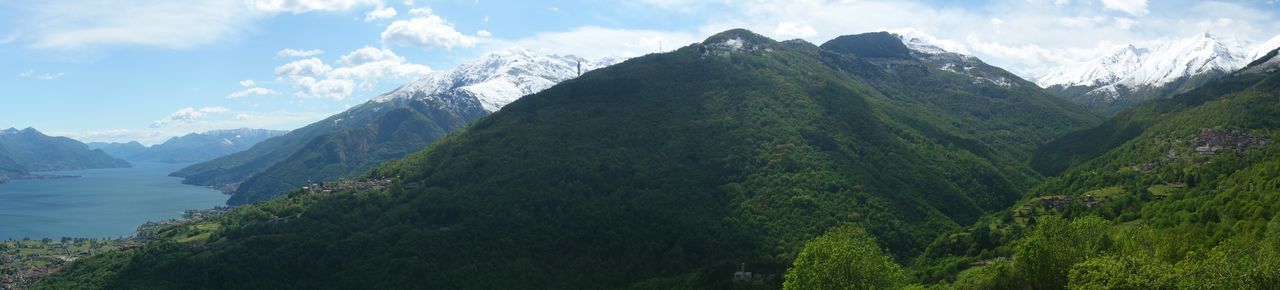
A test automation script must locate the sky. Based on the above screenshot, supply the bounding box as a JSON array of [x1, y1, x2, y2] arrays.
[[1, 0, 1278, 145]]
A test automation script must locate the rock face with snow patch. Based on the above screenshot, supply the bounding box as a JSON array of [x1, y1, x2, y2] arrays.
[[1036, 32, 1270, 115], [376, 48, 620, 112], [896, 33, 1024, 89], [176, 49, 621, 205]]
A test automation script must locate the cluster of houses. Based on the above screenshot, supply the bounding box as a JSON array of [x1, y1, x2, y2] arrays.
[[0, 239, 122, 290], [136, 207, 233, 241], [301, 178, 395, 194], [1, 265, 57, 290], [1191, 128, 1268, 156], [2, 205, 240, 289], [1039, 194, 1105, 211], [731, 263, 773, 283], [1133, 128, 1270, 173]]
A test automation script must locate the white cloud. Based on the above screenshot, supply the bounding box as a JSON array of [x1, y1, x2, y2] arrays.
[[294, 77, 355, 100], [338, 46, 403, 66], [21, 0, 253, 49], [17, 69, 63, 80], [990, 18, 1005, 26], [774, 22, 818, 39], [496, 26, 701, 59], [249, 0, 383, 13], [275, 58, 334, 79], [277, 48, 325, 58], [228, 87, 280, 98], [1114, 17, 1138, 30], [36, 72, 64, 80], [274, 47, 430, 100], [648, 0, 1278, 78], [407, 7, 432, 15], [885, 28, 970, 54], [327, 46, 432, 89], [240, 80, 258, 87], [150, 106, 230, 128], [364, 6, 397, 21], [382, 8, 477, 49], [1100, 0, 1149, 16], [477, 30, 493, 37], [1059, 16, 1108, 28]]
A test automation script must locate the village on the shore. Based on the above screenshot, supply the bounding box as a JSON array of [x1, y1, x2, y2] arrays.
[[0, 176, 397, 289], [0, 207, 232, 290]]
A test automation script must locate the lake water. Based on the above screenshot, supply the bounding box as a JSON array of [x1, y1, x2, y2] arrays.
[[0, 162, 228, 240]]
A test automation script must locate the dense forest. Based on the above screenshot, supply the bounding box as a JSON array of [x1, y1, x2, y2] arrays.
[[170, 97, 487, 204], [911, 48, 1280, 288], [30, 31, 1280, 289]]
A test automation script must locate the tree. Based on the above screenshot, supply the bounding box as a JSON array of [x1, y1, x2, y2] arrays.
[[1014, 216, 1113, 289], [784, 225, 906, 290]]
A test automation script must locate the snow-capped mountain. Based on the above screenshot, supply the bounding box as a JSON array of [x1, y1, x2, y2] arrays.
[[894, 32, 1022, 88], [177, 48, 625, 204], [1036, 33, 1258, 114], [376, 48, 622, 112], [1037, 45, 1146, 89], [1249, 34, 1280, 64]]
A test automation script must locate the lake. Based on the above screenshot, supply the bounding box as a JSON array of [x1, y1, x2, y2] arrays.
[[0, 162, 228, 240]]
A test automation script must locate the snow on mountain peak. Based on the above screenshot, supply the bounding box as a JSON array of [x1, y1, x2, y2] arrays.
[[1037, 32, 1251, 90], [374, 48, 622, 112], [1249, 33, 1280, 64], [887, 30, 967, 56]]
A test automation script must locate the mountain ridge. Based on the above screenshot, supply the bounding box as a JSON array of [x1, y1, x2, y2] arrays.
[[39, 29, 1100, 289], [1036, 32, 1267, 115], [0, 127, 130, 179], [174, 48, 619, 204], [89, 128, 288, 164]]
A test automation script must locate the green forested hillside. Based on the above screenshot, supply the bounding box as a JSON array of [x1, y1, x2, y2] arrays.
[[36, 29, 1097, 289], [913, 49, 1280, 289], [171, 98, 486, 204], [228, 101, 486, 204]]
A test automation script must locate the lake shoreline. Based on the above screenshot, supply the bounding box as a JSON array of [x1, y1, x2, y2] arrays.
[[0, 162, 229, 241], [11, 174, 81, 181]]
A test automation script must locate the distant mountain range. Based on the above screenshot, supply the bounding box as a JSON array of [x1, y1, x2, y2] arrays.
[[39, 29, 1102, 288], [88, 128, 288, 164], [172, 48, 620, 205], [1036, 32, 1280, 115], [0, 128, 131, 182], [33, 25, 1280, 288]]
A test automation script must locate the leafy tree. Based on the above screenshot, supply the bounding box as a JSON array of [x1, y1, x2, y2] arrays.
[[784, 225, 906, 290]]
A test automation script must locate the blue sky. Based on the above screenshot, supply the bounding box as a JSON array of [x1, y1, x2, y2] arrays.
[[1, 0, 1277, 144]]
